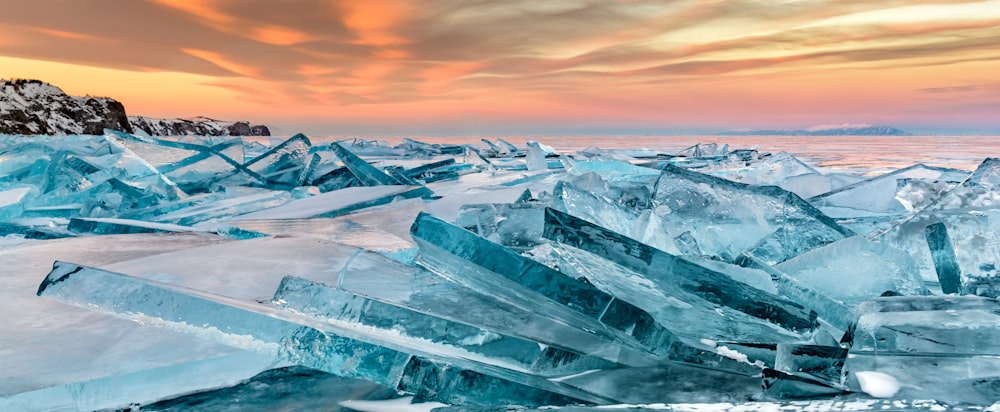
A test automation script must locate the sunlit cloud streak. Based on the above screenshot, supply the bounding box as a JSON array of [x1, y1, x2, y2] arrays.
[[0, 0, 998, 134]]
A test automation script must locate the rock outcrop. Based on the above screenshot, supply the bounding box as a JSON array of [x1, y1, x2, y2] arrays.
[[129, 116, 270, 137], [0, 79, 132, 135], [1, 79, 270, 136]]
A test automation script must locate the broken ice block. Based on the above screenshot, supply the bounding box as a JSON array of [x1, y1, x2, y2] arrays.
[[333, 249, 663, 367], [763, 344, 848, 398], [237, 133, 314, 190], [925, 222, 962, 294], [775, 236, 927, 308], [0, 187, 33, 219], [273, 276, 614, 376], [411, 212, 680, 354], [877, 159, 1000, 295], [455, 203, 547, 251], [228, 185, 430, 220], [146, 188, 292, 226], [843, 295, 1000, 403], [550, 361, 764, 404], [68, 217, 194, 235], [737, 254, 855, 331], [544, 209, 816, 330], [37, 262, 605, 406], [544, 207, 817, 332], [809, 164, 967, 219], [329, 142, 405, 186], [651, 164, 852, 264]]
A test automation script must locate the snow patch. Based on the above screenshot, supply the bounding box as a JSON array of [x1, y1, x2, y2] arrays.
[[855, 370, 901, 398]]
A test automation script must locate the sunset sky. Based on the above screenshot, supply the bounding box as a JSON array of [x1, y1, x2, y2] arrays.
[[2, 0, 999, 135]]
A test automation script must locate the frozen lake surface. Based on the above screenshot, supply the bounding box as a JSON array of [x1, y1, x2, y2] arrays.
[[2, 132, 1000, 411]]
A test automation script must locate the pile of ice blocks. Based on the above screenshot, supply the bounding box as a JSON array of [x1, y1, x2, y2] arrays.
[[3, 132, 1000, 410]]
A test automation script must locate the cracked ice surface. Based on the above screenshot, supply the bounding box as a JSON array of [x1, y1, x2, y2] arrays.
[[3, 132, 1000, 410]]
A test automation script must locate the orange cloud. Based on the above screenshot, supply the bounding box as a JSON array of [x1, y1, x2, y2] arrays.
[[339, 0, 411, 47], [182, 48, 259, 77], [251, 25, 313, 46]]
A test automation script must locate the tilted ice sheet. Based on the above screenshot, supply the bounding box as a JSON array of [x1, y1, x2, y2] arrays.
[[37, 262, 608, 406], [809, 164, 968, 218], [875, 158, 1000, 295], [651, 164, 853, 265], [0, 233, 281, 410]]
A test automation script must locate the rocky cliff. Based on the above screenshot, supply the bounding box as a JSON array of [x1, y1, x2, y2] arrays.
[[0, 79, 132, 135], [1, 79, 269, 136], [129, 116, 270, 137]]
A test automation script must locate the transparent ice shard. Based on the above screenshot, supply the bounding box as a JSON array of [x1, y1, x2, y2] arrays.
[[329, 141, 405, 186], [68, 217, 194, 235], [426, 187, 533, 222], [538, 240, 806, 371], [228, 185, 430, 220], [0, 187, 33, 219], [496, 138, 524, 157], [0, 232, 268, 411], [809, 164, 968, 218], [310, 166, 362, 192], [876, 158, 1000, 295], [235, 133, 315, 190], [526, 141, 548, 171], [334, 249, 663, 367], [549, 362, 764, 404], [455, 203, 547, 251], [273, 276, 615, 377], [107, 131, 250, 194], [147, 188, 292, 226], [542, 207, 817, 333], [225, 218, 417, 262], [651, 164, 853, 264], [843, 295, 1000, 403], [562, 158, 661, 185], [925, 222, 962, 294], [37, 262, 603, 406], [763, 344, 848, 398], [0, 352, 278, 412], [411, 212, 681, 356], [848, 295, 1000, 354], [775, 236, 927, 307], [396, 138, 465, 156], [737, 254, 855, 331], [705, 152, 819, 184]]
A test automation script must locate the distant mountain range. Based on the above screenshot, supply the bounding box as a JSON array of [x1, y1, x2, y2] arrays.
[[719, 124, 911, 136], [0, 79, 269, 136]]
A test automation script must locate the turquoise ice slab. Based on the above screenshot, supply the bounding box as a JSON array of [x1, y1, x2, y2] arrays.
[[541, 239, 806, 347], [925, 222, 962, 294], [843, 295, 1000, 403], [330, 141, 406, 186], [68, 217, 195, 235], [651, 164, 852, 264], [542, 207, 817, 333], [273, 276, 615, 377], [37, 262, 605, 406], [146, 188, 292, 225], [334, 249, 663, 367], [410, 211, 680, 356], [774, 236, 928, 309], [547, 362, 764, 404], [228, 185, 431, 220], [763, 344, 849, 398], [240, 133, 315, 190], [0, 233, 279, 411], [808, 164, 968, 218], [737, 254, 855, 332], [876, 158, 1000, 295]]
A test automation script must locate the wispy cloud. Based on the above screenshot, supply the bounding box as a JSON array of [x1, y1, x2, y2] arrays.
[[1, 0, 998, 132]]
